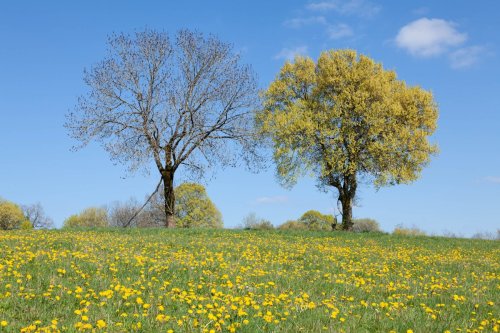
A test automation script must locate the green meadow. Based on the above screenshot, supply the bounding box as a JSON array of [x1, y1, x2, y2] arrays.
[[0, 229, 498, 332]]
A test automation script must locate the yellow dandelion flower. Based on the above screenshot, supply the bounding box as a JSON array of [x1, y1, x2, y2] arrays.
[[96, 320, 106, 328]]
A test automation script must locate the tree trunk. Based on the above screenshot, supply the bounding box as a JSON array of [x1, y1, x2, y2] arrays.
[[340, 194, 353, 231], [161, 170, 175, 228]]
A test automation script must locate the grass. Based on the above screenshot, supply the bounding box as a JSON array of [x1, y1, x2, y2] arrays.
[[0, 228, 498, 332]]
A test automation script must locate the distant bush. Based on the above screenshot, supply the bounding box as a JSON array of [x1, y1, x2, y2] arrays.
[[441, 230, 464, 239], [298, 210, 336, 231], [393, 225, 427, 236], [278, 220, 307, 230], [0, 200, 27, 230], [471, 231, 499, 241], [242, 213, 274, 230], [352, 218, 381, 233], [63, 207, 109, 228], [253, 220, 274, 230], [20, 220, 34, 230], [63, 215, 81, 228]]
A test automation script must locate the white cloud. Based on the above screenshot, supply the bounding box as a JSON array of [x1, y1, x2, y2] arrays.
[[449, 46, 485, 69], [274, 46, 308, 61], [395, 18, 467, 57], [328, 23, 354, 39], [307, 0, 380, 17], [255, 196, 289, 204], [485, 176, 500, 184], [283, 16, 327, 28]]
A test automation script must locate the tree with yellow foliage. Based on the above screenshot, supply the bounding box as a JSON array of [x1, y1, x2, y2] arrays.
[[175, 183, 223, 228], [0, 199, 27, 230], [63, 207, 109, 228], [258, 50, 438, 230]]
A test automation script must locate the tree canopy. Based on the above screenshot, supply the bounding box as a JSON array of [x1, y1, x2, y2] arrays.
[[258, 49, 438, 230], [298, 210, 336, 231], [174, 183, 223, 228], [63, 207, 109, 228], [0, 200, 27, 230]]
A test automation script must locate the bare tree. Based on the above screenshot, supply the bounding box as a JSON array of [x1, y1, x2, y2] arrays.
[[143, 190, 169, 227], [109, 197, 163, 228], [108, 198, 143, 227], [22, 203, 54, 229], [66, 30, 260, 227]]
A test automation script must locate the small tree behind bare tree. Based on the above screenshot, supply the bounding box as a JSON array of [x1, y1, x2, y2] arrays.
[[66, 29, 260, 227], [108, 198, 144, 227]]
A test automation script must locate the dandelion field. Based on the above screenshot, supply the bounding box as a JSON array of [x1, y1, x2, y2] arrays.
[[0, 229, 498, 333]]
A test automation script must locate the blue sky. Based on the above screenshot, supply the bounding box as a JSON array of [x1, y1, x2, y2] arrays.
[[1, 0, 499, 235]]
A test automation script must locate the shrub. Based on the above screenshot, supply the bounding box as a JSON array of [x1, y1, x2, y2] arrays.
[[278, 220, 307, 230], [441, 230, 463, 239], [393, 225, 427, 236], [20, 220, 34, 230], [253, 220, 274, 230], [63, 215, 81, 228], [63, 207, 109, 228], [471, 231, 498, 240], [298, 210, 336, 231], [0, 200, 27, 230], [352, 218, 381, 233], [242, 213, 274, 230], [79, 207, 109, 227]]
